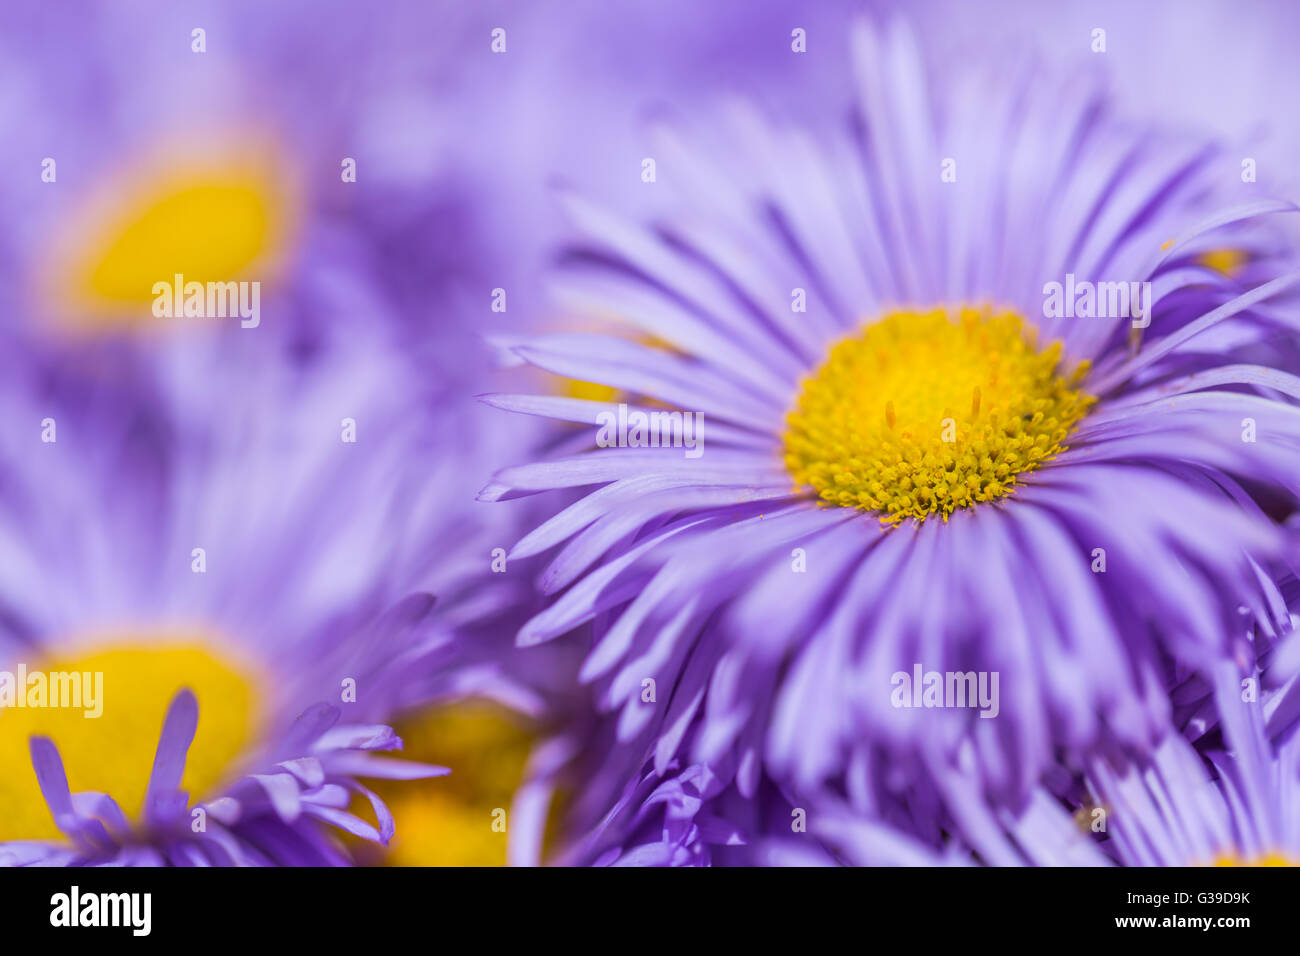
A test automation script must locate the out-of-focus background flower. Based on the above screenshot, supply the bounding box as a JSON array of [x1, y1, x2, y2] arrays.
[[1, 0, 1297, 866]]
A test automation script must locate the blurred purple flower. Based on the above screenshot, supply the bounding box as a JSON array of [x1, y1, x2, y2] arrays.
[[0, 320, 560, 864], [5, 690, 447, 866], [0, 0, 505, 377], [0, 1, 579, 865]]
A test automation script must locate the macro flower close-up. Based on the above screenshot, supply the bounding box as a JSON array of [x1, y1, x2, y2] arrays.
[[1, 0, 1298, 940], [484, 18, 1300, 854]]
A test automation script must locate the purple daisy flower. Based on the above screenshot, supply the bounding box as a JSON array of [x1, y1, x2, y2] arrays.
[[780, 660, 1300, 868], [481, 19, 1300, 827], [1021, 663, 1300, 867], [0, 2, 588, 867], [0, 327, 536, 865], [4, 690, 446, 867]]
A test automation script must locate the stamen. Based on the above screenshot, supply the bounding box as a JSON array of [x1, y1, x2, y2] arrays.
[[782, 306, 1094, 525]]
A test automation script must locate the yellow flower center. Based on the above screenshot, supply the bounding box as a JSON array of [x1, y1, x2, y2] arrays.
[[782, 306, 1093, 525], [1215, 851, 1295, 866], [48, 146, 289, 332], [0, 641, 261, 843], [367, 701, 538, 866]]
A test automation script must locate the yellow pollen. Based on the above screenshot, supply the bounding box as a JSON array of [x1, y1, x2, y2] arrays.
[[364, 701, 538, 866], [782, 306, 1094, 525], [47, 146, 289, 333], [0, 641, 261, 843]]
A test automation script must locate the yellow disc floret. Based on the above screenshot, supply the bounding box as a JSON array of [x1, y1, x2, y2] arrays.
[[782, 306, 1094, 525], [0, 640, 261, 842]]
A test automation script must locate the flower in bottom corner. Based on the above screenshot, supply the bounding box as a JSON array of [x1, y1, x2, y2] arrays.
[[480, 18, 1300, 833], [1081, 664, 1300, 868], [0, 339, 520, 866], [6, 688, 447, 866], [869, 658, 1300, 868]]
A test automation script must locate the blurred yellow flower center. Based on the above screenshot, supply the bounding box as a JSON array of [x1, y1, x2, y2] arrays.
[[370, 702, 537, 866], [0, 642, 259, 843], [1215, 851, 1295, 866], [86, 178, 272, 303], [561, 377, 621, 404], [1197, 248, 1249, 278], [556, 332, 679, 404], [57, 155, 286, 330], [782, 306, 1093, 525]]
